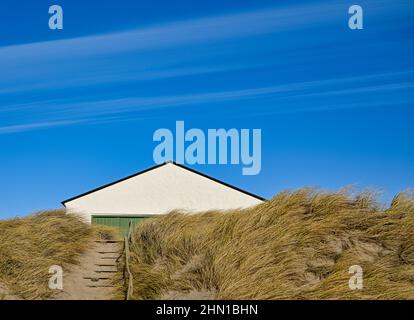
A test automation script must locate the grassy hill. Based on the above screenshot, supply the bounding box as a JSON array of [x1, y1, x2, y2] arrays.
[[1, 188, 413, 300], [0, 210, 113, 299], [126, 189, 414, 300]]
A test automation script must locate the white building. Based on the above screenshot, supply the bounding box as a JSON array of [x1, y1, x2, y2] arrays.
[[62, 162, 265, 233]]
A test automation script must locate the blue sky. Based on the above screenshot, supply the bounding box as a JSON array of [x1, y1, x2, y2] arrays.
[[0, 0, 413, 218]]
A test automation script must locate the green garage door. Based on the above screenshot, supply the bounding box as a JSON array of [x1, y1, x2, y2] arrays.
[[91, 215, 149, 236]]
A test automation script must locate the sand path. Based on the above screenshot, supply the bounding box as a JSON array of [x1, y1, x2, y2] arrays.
[[54, 240, 123, 300]]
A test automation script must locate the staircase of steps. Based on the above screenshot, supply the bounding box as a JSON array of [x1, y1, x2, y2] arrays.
[[54, 239, 124, 300], [82, 240, 123, 290]]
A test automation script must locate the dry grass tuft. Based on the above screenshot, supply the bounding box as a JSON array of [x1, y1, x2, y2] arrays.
[[127, 189, 414, 300], [0, 210, 111, 300]]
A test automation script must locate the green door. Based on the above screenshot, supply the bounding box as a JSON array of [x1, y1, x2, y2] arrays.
[[91, 215, 149, 236]]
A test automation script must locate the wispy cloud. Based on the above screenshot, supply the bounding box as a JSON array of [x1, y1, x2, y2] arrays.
[[0, 2, 341, 61], [1, 70, 413, 134], [0, 0, 412, 135], [0, 0, 401, 94], [0, 64, 251, 95], [0, 2, 343, 95], [0, 120, 85, 135], [1, 0, 402, 62]]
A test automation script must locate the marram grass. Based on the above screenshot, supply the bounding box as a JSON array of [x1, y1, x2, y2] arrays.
[[0, 210, 115, 300], [126, 189, 414, 300], [1, 189, 413, 300]]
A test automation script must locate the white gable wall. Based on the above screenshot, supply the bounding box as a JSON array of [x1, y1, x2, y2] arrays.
[[64, 163, 263, 222]]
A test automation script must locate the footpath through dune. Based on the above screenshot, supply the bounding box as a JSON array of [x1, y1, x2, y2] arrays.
[[53, 240, 122, 300]]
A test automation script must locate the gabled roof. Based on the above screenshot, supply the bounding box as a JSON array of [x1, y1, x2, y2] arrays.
[[61, 161, 266, 206]]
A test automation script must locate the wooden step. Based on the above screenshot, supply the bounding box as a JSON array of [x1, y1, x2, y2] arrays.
[[97, 251, 120, 254], [100, 256, 118, 260], [84, 271, 118, 280], [95, 244, 122, 251], [84, 278, 114, 286], [86, 285, 116, 288], [83, 276, 111, 281], [99, 252, 120, 257], [94, 266, 118, 272], [94, 240, 123, 243]]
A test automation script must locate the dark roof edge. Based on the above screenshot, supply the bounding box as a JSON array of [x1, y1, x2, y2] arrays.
[[61, 161, 267, 206], [171, 162, 267, 201]]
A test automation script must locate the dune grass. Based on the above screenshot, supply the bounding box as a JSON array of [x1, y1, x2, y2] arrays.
[[0, 210, 114, 300], [126, 189, 414, 300]]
